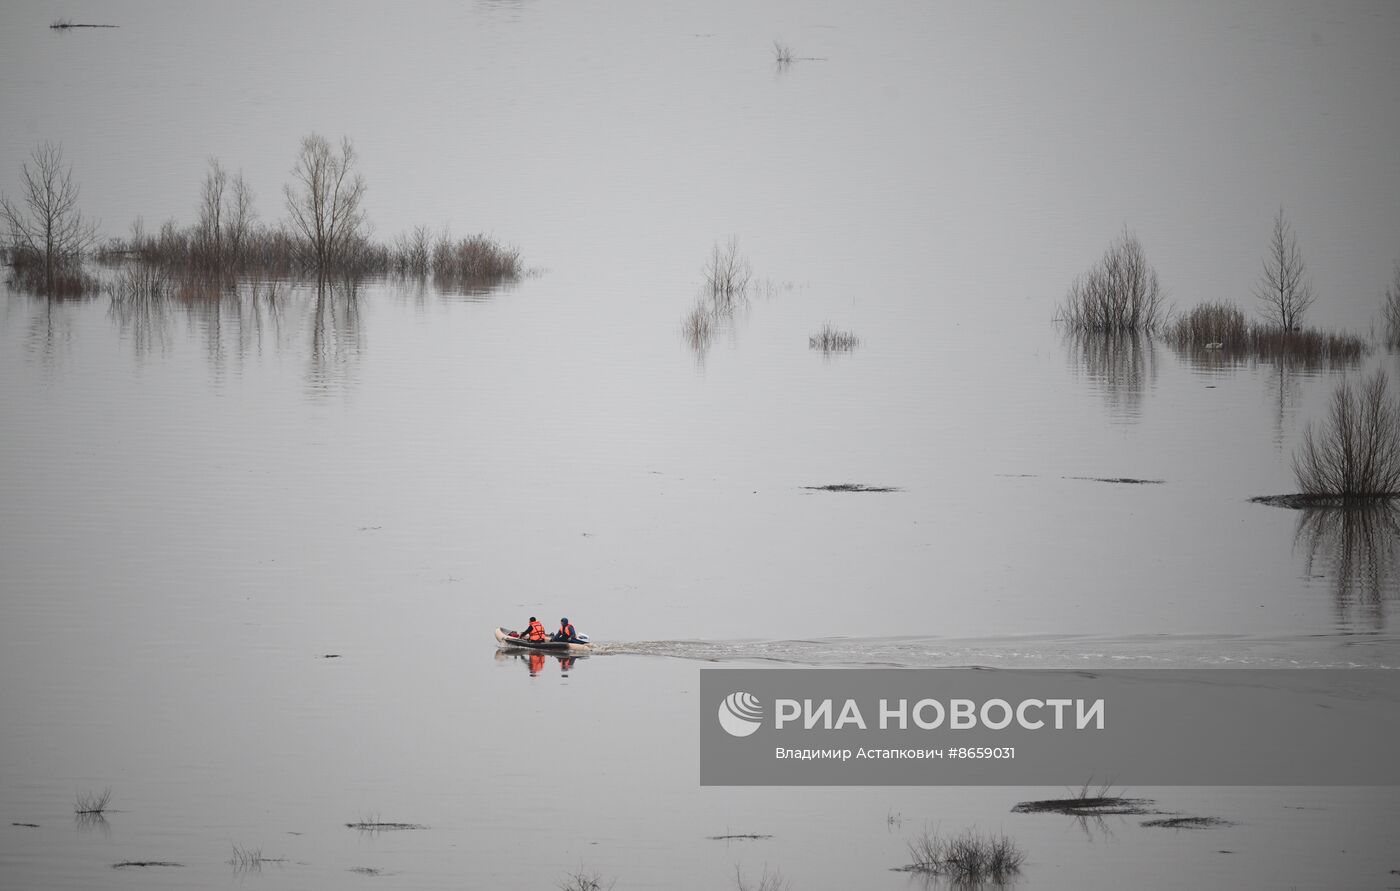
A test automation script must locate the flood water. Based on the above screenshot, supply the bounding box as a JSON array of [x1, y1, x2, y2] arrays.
[[3, 2, 1400, 889]]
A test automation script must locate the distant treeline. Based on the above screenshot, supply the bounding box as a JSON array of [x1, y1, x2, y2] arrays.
[[2, 134, 521, 296], [1058, 219, 1400, 361]]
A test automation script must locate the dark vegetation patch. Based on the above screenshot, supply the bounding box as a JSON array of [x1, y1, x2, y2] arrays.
[[113, 861, 183, 869], [802, 483, 901, 493], [74, 788, 111, 816], [1011, 796, 1157, 816], [50, 20, 119, 28], [707, 833, 772, 840], [350, 867, 384, 876], [1164, 302, 1367, 369], [346, 820, 426, 831], [12, 822, 39, 828], [1141, 816, 1235, 829], [1248, 494, 1378, 510], [1063, 476, 1165, 485], [809, 322, 860, 353]]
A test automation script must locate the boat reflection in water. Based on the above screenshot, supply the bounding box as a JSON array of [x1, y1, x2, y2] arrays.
[[494, 649, 583, 677]]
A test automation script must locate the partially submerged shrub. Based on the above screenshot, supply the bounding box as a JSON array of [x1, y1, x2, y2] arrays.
[[1294, 369, 1400, 498], [704, 237, 751, 307], [1059, 229, 1166, 332], [1164, 301, 1248, 349], [904, 826, 1025, 881], [430, 233, 521, 287], [1164, 302, 1367, 368]]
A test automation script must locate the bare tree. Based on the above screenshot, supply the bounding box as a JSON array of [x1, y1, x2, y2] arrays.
[[283, 133, 366, 275], [703, 236, 751, 307], [1, 142, 98, 294], [1059, 229, 1166, 332], [195, 158, 227, 267], [1255, 208, 1315, 330], [195, 158, 256, 269], [227, 171, 255, 266], [1294, 369, 1400, 498], [1382, 261, 1400, 347]]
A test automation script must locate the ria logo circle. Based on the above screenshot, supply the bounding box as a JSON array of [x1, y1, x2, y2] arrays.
[[717, 691, 764, 737]]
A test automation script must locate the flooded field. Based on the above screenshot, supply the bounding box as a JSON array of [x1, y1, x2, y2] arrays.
[[4, 1, 1400, 889]]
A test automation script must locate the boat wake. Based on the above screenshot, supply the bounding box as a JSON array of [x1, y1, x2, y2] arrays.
[[589, 631, 1400, 670]]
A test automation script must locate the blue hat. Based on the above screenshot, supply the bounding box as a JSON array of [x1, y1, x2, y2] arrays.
[[561, 617, 569, 623]]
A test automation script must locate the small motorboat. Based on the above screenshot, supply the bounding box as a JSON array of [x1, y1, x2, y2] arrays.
[[494, 626, 592, 653]]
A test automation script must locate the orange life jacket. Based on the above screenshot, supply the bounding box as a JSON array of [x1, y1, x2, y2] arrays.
[[526, 619, 547, 641], [558, 622, 575, 640]]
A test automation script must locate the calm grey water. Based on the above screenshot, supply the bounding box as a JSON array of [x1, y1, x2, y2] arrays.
[[3, 2, 1400, 889]]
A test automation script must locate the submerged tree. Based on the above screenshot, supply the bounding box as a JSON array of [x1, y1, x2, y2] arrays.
[[0, 142, 98, 295], [1059, 229, 1166, 332], [195, 158, 256, 269], [1255, 208, 1316, 330], [1382, 261, 1400, 348], [1294, 369, 1400, 498], [284, 133, 366, 275]]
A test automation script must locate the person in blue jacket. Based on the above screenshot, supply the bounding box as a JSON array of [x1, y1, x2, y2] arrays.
[[551, 617, 577, 643]]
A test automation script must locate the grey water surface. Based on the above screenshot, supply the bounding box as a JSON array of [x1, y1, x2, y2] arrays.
[[3, 2, 1400, 889]]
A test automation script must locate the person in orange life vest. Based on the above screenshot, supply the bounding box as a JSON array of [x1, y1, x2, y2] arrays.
[[528, 652, 546, 676], [523, 616, 548, 641], [551, 617, 577, 643]]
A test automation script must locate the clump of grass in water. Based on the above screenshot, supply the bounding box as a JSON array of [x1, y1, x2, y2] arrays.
[[75, 788, 112, 816], [346, 814, 427, 832], [1142, 816, 1235, 829], [772, 40, 795, 66], [809, 321, 860, 352], [1013, 779, 1155, 816], [901, 826, 1025, 881], [113, 861, 182, 869], [803, 483, 899, 493]]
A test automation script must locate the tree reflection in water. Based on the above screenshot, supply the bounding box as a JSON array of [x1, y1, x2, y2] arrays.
[[1062, 330, 1158, 423], [1295, 501, 1400, 629]]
